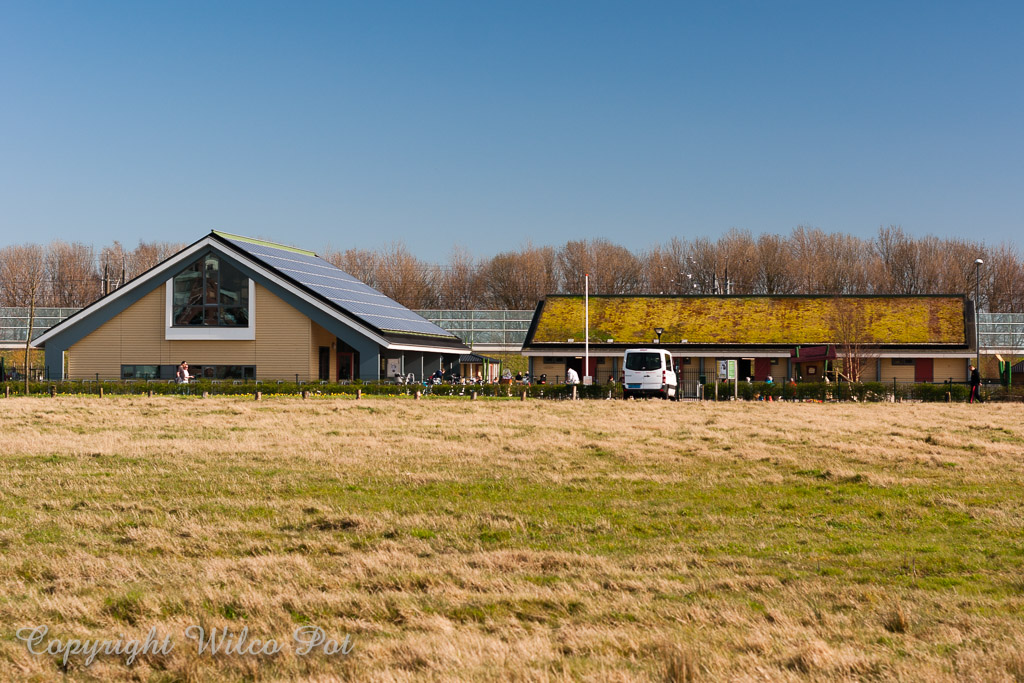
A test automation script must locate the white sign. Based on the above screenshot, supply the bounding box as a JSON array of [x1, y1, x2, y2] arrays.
[[386, 358, 401, 378], [718, 361, 728, 379], [583, 375, 593, 386]]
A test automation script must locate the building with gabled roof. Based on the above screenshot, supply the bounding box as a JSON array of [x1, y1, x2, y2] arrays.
[[522, 294, 978, 386], [33, 231, 468, 381]]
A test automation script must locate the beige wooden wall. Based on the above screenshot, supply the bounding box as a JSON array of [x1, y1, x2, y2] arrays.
[[68, 283, 317, 380], [310, 322, 338, 381], [934, 358, 967, 382], [878, 358, 916, 382]]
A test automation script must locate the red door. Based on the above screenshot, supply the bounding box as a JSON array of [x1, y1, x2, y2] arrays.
[[754, 358, 771, 381], [914, 358, 933, 383]]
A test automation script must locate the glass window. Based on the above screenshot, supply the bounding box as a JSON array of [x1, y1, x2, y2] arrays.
[[625, 352, 663, 371], [172, 253, 249, 327], [121, 365, 159, 380]]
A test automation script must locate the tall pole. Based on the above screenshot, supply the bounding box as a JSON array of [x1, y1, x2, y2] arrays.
[[975, 258, 983, 372], [584, 273, 589, 383]]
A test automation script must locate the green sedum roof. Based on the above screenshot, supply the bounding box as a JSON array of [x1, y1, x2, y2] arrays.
[[530, 296, 966, 346]]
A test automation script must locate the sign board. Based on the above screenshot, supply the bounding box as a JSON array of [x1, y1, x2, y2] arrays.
[[583, 375, 593, 386], [727, 360, 737, 380], [386, 358, 401, 378], [718, 361, 728, 379]]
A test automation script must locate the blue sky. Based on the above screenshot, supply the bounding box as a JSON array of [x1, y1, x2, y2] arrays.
[[1, 1, 1021, 260]]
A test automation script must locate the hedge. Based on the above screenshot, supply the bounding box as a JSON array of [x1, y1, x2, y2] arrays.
[[0, 379, 984, 402]]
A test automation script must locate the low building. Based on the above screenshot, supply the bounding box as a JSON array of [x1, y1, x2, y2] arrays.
[[521, 294, 977, 387], [34, 232, 468, 381]]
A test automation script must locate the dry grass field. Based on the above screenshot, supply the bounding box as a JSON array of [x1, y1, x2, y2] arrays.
[[1, 396, 1023, 682]]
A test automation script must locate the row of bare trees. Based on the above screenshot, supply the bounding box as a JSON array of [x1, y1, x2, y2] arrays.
[[324, 226, 1023, 312], [0, 240, 185, 309], [0, 227, 1020, 314]]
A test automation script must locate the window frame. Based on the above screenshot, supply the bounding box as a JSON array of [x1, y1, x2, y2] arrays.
[[165, 254, 256, 341]]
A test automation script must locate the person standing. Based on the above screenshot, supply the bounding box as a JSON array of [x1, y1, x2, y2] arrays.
[[969, 364, 982, 403]]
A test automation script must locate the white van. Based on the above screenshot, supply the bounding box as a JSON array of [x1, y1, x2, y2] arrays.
[[623, 348, 678, 400]]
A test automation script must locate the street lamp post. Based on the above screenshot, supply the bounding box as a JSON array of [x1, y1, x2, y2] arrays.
[[975, 258, 984, 372], [654, 327, 664, 344]]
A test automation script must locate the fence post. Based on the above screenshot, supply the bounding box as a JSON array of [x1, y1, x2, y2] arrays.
[[255, 391, 262, 401], [571, 385, 578, 401], [99, 386, 104, 398], [356, 389, 362, 400], [202, 391, 209, 399], [415, 390, 422, 400], [148, 390, 154, 398], [471, 391, 478, 400], [4, 386, 9, 398], [302, 390, 310, 399], [521, 390, 527, 401], [49, 385, 56, 397]]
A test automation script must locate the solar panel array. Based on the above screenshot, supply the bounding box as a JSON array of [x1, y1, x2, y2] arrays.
[[223, 236, 457, 339]]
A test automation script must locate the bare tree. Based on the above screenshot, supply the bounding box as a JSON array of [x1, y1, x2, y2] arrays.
[[324, 248, 383, 290], [483, 244, 559, 309], [0, 244, 48, 389], [436, 247, 482, 309], [46, 241, 100, 307], [828, 297, 879, 383], [644, 237, 691, 294], [376, 242, 438, 309], [753, 233, 797, 294]]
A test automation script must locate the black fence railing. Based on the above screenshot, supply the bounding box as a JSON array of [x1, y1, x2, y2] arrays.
[[1, 378, 1014, 402]]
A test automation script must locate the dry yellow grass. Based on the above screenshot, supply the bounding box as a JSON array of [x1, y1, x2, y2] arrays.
[[1, 396, 1023, 681]]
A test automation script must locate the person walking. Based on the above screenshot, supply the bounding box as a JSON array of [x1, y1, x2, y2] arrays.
[[969, 364, 982, 403], [175, 361, 191, 384]]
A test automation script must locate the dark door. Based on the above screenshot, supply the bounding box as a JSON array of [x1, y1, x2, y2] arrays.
[[565, 358, 584, 384], [318, 346, 330, 381], [337, 352, 354, 381], [738, 359, 753, 380], [914, 358, 933, 383]]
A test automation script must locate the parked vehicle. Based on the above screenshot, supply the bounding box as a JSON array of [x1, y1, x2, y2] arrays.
[[623, 348, 678, 400]]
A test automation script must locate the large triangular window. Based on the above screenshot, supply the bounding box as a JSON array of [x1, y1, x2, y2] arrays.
[[172, 253, 250, 327]]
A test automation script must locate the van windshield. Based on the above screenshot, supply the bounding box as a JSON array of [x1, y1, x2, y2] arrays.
[[625, 353, 663, 371]]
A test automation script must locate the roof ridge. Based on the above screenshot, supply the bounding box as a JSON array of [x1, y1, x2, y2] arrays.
[[212, 231, 317, 257]]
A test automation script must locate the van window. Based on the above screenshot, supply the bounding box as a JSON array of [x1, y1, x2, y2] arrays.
[[626, 353, 663, 371]]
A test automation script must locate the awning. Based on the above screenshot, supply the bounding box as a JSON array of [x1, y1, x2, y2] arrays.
[[460, 353, 499, 364], [791, 345, 837, 362]]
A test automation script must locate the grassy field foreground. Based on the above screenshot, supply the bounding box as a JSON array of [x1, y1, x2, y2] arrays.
[[1, 397, 1023, 681]]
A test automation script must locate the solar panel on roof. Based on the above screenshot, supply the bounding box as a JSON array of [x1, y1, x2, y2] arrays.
[[221, 236, 457, 338]]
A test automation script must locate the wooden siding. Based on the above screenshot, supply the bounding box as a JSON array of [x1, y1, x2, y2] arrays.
[[934, 358, 967, 382], [879, 358, 917, 382], [68, 283, 315, 380], [310, 322, 337, 381]]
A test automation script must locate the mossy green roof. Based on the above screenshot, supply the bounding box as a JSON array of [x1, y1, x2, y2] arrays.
[[529, 296, 966, 346]]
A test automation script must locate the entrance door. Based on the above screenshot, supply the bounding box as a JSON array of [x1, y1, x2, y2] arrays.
[[337, 352, 354, 381], [914, 358, 933, 383], [318, 346, 330, 381]]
